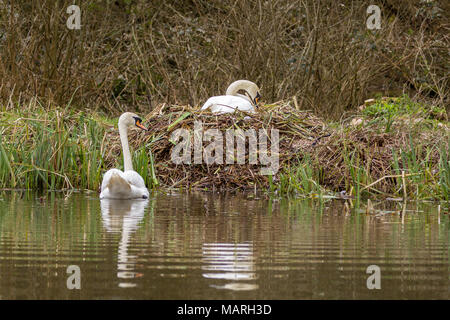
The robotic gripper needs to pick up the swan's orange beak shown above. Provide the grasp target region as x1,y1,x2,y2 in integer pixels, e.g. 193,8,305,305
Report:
135,120,148,131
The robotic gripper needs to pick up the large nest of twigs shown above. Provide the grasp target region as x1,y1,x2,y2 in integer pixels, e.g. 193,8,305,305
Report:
105,102,329,190
103,102,448,193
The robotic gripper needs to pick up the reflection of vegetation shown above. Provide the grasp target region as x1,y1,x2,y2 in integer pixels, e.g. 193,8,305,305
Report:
0,191,104,253
0,192,447,299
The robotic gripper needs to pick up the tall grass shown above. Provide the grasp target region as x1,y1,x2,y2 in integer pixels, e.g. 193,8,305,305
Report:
437,145,450,201
0,103,159,190
131,146,159,188
278,155,323,197
0,106,104,190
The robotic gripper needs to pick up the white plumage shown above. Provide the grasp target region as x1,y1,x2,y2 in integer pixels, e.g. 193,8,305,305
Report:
201,95,255,114
100,112,149,200
100,169,148,200
201,80,261,114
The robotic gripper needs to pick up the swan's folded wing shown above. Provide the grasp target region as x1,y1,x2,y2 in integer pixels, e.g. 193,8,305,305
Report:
124,171,149,199
124,170,146,189
101,168,125,192
201,96,253,113
100,169,148,199
108,173,131,194
201,97,214,110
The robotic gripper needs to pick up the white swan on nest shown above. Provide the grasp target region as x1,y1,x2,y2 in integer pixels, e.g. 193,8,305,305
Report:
201,80,261,114
100,112,149,200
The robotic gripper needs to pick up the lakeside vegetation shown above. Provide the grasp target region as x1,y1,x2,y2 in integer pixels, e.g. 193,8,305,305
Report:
0,1,448,201
0,96,448,200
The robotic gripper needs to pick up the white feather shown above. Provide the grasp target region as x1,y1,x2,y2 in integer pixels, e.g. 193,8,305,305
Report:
201,80,259,114
100,169,149,200
201,95,255,114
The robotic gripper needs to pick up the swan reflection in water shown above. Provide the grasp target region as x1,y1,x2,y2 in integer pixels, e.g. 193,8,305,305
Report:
202,242,258,291
100,198,148,288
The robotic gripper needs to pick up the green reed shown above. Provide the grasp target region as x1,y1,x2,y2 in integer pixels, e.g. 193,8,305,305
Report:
0,107,106,190
437,144,449,201
278,155,323,197
132,146,158,189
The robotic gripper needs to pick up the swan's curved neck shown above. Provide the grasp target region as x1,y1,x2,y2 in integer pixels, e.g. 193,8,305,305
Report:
226,81,252,103
119,121,133,172
225,81,243,96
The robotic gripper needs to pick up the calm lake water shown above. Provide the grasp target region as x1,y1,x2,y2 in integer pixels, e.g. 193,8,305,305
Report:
0,190,448,299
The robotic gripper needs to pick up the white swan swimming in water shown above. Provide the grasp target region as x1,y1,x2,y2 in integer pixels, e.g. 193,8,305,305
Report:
100,112,149,200
201,80,261,114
